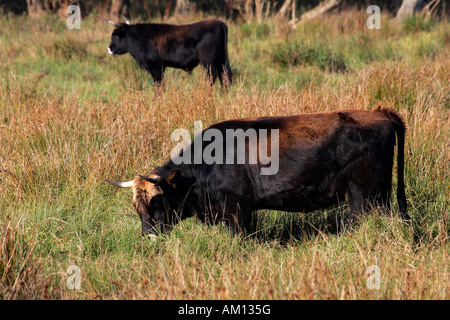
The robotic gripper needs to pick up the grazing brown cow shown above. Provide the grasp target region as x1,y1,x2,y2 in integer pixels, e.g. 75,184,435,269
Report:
105,107,408,237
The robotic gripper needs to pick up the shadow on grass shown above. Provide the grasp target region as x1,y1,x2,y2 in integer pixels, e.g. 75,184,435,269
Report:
244,204,422,246
245,206,353,245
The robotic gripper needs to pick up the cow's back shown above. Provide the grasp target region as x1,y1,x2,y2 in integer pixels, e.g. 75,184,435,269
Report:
203,109,399,212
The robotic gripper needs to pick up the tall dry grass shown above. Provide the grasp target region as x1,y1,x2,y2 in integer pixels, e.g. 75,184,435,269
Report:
0,11,449,299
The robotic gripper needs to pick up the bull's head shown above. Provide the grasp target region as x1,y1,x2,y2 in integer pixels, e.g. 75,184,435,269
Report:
105,17,130,55
105,171,180,238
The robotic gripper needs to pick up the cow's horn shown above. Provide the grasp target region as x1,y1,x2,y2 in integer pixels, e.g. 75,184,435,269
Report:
123,16,130,25
104,179,135,188
139,174,161,184
104,18,119,26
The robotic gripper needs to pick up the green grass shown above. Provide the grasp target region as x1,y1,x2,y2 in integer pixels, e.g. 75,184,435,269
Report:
0,11,449,299
269,40,347,72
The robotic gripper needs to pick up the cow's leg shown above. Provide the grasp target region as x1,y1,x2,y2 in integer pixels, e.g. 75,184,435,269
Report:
198,47,218,85
345,157,385,221
203,64,218,86
346,180,366,220
221,201,251,235
218,63,232,88
228,213,253,235
240,211,253,235
347,166,396,222
226,213,252,235
374,187,391,213
369,160,393,213
149,66,164,88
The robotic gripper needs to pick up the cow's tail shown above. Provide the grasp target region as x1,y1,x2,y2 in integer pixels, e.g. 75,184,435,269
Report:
221,22,232,85
376,106,409,220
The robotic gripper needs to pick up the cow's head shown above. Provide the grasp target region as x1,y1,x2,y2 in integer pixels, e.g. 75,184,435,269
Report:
105,18,130,55
105,171,181,238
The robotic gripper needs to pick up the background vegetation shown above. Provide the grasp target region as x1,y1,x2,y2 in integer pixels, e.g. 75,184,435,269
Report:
0,0,441,20
0,7,448,299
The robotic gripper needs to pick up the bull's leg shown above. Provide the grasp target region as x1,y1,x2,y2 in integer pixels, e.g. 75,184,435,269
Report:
372,181,392,213
346,180,367,221
225,213,252,235
221,202,252,235
227,213,241,234
218,64,232,88
149,66,164,88
345,158,384,220
240,211,253,235
347,176,391,220
202,64,218,85
367,158,394,214
198,46,218,85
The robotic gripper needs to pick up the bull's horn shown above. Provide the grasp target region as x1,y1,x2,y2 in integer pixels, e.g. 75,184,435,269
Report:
104,18,119,26
123,15,130,25
139,174,161,184
104,179,135,188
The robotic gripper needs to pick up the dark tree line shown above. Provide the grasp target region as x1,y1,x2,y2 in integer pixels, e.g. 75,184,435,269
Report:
0,0,445,20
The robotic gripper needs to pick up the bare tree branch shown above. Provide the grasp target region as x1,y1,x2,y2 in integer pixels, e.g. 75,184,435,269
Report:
290,0,342,28
276,0,292,20
396,0,420,21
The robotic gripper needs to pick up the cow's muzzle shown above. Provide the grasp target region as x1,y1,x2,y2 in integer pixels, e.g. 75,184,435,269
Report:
146,233,159,241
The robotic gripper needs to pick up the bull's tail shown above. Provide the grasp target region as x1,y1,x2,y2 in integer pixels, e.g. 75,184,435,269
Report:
376,106,409,219
221,22,232,85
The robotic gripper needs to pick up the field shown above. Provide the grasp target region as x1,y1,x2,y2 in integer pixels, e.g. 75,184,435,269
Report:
0,9,449,299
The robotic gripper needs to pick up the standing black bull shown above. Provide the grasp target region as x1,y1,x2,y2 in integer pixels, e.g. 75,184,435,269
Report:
106,19,232,87
105,107,409,237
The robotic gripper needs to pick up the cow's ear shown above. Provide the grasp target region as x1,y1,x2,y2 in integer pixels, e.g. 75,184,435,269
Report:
166,170,180,188
139,174,161,185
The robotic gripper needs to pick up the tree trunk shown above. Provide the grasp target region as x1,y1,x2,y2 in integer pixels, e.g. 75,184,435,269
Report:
255,0,267,24
396,0,420,20
164,0,173,20
275,0,292,20
244,0,253,22
26,0,45,17
175,0,194,16
422,0,441,19
111,0,130,20
290,0,342,27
